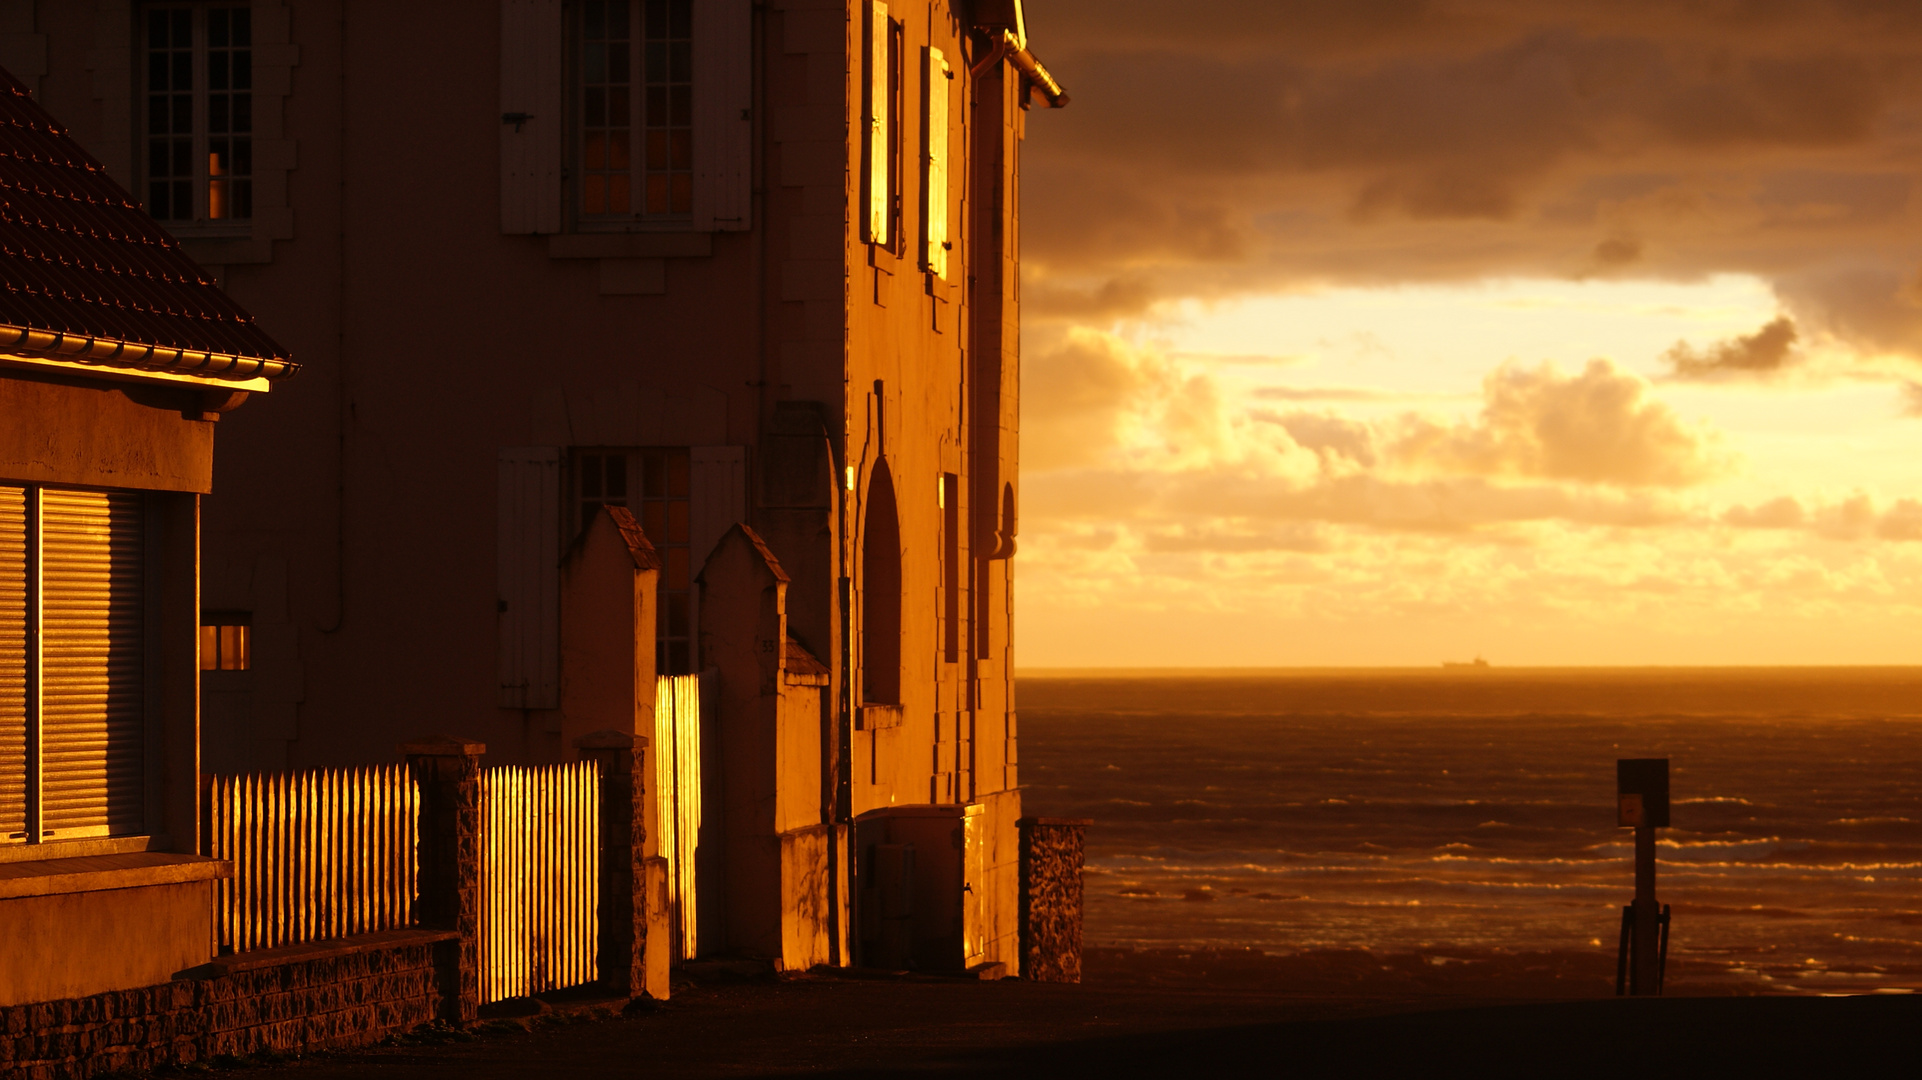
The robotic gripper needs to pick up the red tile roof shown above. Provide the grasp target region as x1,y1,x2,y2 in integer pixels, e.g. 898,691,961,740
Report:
0,67,293,384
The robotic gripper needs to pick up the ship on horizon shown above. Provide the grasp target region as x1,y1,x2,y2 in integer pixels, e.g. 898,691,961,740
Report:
1442,656,1492,670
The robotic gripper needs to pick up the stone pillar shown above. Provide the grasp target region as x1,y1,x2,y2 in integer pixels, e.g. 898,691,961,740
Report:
575,729,651,998
402,736,485,1023
1017,817,1090,984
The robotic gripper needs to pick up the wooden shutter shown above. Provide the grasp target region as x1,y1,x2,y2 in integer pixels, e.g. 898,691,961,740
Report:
688,446,746,671
501,0,563,234
0,485,25,843
38,490,144,839
922,46,949,277
862,1,890,244
499,448,562,709
692,0,751,231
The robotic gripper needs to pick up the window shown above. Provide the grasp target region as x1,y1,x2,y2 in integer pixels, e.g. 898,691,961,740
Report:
199,611,250,671
862,3,902,248
574,447,693,674
861,461,901,705
1,485,147,845
942,473,958,664
578,0,693,221
142,3,252,226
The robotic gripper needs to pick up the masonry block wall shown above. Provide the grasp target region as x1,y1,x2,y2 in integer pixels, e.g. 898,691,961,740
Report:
0,933,443,1080
1017,817,1089,984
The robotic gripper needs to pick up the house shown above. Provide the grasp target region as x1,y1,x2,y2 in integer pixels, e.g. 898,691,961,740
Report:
18,0,1066,975
0,65,293,1006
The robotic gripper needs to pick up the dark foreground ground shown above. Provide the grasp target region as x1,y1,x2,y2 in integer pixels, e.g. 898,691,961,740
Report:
191,949,1918,1078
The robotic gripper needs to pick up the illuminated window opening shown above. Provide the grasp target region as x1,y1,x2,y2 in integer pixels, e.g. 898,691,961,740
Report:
199,611,250,671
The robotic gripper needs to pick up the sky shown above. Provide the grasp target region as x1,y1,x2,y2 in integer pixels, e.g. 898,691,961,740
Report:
1011,0,1922,667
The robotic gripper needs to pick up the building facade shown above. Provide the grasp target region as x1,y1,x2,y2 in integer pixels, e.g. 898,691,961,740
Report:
0,63,290,1005
14,0,1063,971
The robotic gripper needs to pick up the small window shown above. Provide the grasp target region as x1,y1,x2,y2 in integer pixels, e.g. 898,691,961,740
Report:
141,3,253,226
200,611,250,671
578,0,693,221
573,447,693,674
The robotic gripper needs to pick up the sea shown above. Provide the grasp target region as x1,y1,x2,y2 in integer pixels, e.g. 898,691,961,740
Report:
1017,669,1922,993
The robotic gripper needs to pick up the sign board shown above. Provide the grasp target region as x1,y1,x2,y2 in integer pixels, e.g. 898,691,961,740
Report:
1616,758,1670,828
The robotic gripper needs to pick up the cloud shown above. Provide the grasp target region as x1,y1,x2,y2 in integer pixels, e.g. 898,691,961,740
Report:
1019,1,1922,364
1720,493,1922,542
1388,359,1728,487
1663,316,1801,380
1252,386,1460,402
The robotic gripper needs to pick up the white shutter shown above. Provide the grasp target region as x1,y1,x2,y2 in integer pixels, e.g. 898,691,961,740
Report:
689,446,747,574
0,485,25,843
38,490,144,839
862,1,889,245
501,0,564,234
922,46,949,277
692,0,752,231
499,448,562,709
688,446,746,671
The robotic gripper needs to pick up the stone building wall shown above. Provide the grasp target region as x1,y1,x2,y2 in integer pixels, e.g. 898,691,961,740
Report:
0,930,447,1080
1018,818,1090,984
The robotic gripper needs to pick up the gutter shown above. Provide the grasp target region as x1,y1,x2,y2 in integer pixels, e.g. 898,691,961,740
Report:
969,29,1069,108
0,323,297,385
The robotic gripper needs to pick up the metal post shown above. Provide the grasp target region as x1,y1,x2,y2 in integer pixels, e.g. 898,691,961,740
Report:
1631,824,1659,994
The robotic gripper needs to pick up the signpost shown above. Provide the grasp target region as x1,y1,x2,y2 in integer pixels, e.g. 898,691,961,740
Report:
1615,758,1671,996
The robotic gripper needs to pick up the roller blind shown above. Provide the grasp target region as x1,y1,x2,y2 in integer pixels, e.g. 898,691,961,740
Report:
0,486,25,842
38,490,145,838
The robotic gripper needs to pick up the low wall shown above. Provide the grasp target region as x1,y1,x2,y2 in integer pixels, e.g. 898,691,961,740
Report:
0,929,453,1080
1018,818,1090,984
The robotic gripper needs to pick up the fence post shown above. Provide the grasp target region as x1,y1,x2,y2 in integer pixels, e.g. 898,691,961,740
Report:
576,729,649,998
403,736,486,1023
1018,817,1091,984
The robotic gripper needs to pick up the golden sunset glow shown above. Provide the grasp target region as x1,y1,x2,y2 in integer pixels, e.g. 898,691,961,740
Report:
1016,1,1922,666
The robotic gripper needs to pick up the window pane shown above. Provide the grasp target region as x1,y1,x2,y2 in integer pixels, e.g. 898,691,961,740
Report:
641,501,665,540
606,454,628,499
209,8,229,48
666,500,688,544
608,174,630,214
199,624,218,671
584,175,606,214
665,451,689,497
209,51,229,92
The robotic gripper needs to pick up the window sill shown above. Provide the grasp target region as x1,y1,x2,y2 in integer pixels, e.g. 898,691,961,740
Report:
0,850,230,900
549,232,713,260
856,703,903,731
0,834,172,865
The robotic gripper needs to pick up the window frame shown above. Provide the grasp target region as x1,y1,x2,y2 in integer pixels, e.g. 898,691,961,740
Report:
568,0,697,231
137,1,255,236
570,446,696,675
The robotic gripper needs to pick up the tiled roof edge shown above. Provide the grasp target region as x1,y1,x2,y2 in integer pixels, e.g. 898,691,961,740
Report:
0,322,298,381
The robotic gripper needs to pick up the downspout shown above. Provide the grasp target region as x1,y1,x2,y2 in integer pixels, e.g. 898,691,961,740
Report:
318,0,350,634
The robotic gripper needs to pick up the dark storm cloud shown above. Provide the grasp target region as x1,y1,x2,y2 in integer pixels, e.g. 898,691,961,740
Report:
1020,0,1922,357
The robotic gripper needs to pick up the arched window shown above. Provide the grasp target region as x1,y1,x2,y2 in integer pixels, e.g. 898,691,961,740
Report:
862,460,902,705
